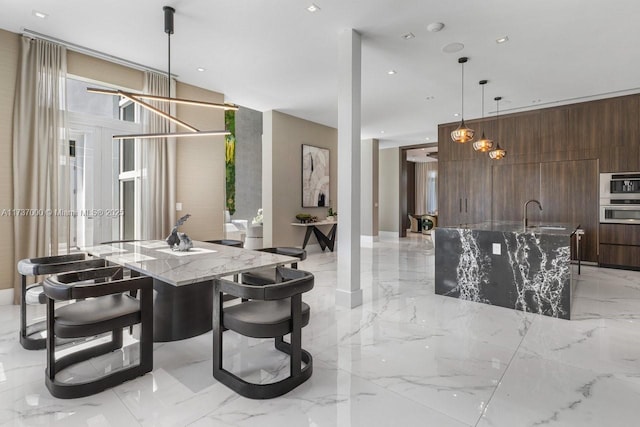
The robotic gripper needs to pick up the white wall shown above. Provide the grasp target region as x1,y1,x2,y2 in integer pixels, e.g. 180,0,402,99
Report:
378,147,399,232
361,138,379,238
262,110,338,247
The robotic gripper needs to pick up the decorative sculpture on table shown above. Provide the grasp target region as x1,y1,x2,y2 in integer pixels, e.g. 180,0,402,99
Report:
166,214,193,251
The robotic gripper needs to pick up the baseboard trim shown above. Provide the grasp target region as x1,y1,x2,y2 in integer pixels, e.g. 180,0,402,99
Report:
360,235,379,247
378,231,399,241
336,288,363,308
0,288,14,305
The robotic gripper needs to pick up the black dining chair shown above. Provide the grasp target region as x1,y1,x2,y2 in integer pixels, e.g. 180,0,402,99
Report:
204,239,244,248
42,266,153,399
213,266,314,399
17,254,107,350
241,247,307,287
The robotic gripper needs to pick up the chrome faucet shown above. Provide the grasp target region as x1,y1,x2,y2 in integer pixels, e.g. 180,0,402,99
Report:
524,199,543,228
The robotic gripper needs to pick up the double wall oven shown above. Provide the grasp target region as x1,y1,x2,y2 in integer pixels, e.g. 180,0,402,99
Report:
600,172,640,224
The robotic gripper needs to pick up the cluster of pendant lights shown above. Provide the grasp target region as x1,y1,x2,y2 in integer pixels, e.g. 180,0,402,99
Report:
450,57,506,160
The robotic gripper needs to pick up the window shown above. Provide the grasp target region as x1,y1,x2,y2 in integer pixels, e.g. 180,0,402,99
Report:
66,77,142,246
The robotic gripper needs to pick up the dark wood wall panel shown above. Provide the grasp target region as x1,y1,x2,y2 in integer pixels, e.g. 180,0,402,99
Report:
407,161,416,221
491,163,540,222
437,92,640,267
539,160,599,262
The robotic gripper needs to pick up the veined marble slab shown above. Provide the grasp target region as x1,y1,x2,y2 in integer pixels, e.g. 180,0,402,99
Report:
435,222,577,319
82,240,297,286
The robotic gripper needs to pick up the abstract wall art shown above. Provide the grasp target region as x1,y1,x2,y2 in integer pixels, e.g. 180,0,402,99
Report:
301,144,330,207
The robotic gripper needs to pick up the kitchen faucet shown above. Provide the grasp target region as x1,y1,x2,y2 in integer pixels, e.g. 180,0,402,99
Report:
523,199,543,228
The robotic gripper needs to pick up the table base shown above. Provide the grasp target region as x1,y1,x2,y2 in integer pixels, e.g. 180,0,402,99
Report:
153,278,213,342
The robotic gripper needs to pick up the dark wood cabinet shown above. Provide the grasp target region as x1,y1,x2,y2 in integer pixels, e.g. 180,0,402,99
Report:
599,224,640,269
540,160,599,262
496,113,541,164
491,162,541,222
599,244,640,269
600,223,640,245
438,159,490,226
572,95,640,172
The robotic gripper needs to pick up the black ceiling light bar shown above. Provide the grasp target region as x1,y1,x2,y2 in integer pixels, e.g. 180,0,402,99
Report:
87,5,237,140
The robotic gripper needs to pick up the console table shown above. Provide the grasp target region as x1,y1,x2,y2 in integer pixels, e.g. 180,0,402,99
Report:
291,219,337,252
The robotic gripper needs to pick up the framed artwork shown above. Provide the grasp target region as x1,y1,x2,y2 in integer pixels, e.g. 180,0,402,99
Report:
301,144,330,207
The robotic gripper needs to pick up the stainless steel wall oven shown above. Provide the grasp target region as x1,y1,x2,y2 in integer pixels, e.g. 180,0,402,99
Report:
600,172,640,223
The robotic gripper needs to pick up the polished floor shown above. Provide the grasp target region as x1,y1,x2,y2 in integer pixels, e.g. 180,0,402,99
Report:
1,234,640,426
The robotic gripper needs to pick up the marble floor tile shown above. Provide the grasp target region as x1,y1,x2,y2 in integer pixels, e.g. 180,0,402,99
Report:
1,233,640,426
477,352,640,427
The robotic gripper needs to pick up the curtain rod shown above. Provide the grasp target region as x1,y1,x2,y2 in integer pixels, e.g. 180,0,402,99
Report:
22,28,177,78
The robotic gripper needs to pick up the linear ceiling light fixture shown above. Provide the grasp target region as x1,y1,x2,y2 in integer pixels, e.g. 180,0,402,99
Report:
473,80,494,152
450,57,475,143
88,6,236,140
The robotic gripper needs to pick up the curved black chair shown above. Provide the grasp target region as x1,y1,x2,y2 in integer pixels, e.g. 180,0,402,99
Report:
213,266,314,399
43,266,153,399
204,239,244,248
241,247,307,287
17,254,107,350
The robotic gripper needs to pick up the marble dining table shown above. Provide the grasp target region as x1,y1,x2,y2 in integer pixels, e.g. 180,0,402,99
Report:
82,240,297,342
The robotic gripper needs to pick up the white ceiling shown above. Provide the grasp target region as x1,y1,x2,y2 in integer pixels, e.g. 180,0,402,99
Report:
2,0,640,148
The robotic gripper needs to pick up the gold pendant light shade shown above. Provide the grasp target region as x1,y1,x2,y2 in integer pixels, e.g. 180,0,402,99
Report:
451,57,474,143
489,143,506,159
451,121,475,143
473,132,493,152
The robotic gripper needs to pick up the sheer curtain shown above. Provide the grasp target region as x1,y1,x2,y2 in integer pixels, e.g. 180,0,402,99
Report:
140,71,176,239
12,36,69,303
415,163,429,214
415,162,438,215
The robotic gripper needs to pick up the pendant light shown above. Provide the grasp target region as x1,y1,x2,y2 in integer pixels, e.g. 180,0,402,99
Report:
489,96,507,160
88,6,237,140
450,57,475,143
473,80,493,152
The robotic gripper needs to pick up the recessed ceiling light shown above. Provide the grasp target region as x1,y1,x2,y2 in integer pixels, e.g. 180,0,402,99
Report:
427,22,445,32
32,10,48,19
401,32,415,40
387,70,397,75
442,42,464,53
425,137,430,141
453,113,460,117
496,36,509,44
380,130,385,134
197,67,206,72
307,4,320,12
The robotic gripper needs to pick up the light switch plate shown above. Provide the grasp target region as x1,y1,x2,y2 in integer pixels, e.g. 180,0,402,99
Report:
176,202,183,211
492,243,501,255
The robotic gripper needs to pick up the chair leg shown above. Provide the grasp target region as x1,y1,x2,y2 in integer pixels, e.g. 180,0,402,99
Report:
45,326,150,399
20,275,47,350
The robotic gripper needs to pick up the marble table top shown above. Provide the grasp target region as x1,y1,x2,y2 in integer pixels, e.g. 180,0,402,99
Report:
82,240,298,286
290,219,338,227
443,220,580,236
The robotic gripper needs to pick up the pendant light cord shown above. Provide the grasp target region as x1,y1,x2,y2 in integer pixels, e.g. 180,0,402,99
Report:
167,31,171,96
461,62,464,119
481,84,484,118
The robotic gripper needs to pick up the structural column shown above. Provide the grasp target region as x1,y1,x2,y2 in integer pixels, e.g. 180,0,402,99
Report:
336,29,362,308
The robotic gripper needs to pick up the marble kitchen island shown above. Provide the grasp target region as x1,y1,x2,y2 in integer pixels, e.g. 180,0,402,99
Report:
435,221,579,319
